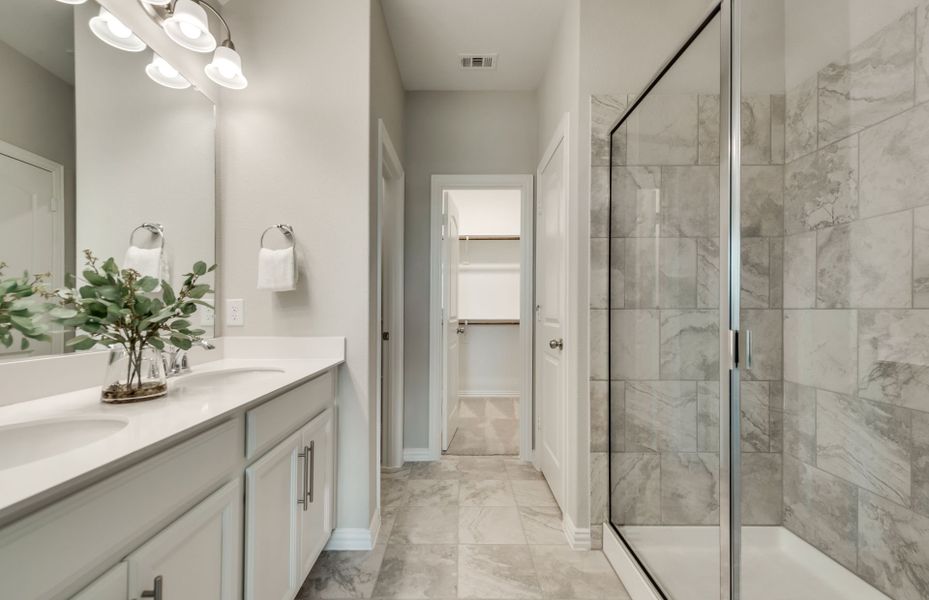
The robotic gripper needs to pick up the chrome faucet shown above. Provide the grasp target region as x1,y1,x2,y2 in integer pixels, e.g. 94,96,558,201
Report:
165,340,216,377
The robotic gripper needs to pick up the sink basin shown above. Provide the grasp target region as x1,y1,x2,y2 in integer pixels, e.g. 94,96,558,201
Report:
172,367,286,389
0,417,129,470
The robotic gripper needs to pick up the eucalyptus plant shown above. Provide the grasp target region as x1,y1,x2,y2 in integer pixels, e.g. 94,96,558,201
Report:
55,250,216,397
0,263,52,351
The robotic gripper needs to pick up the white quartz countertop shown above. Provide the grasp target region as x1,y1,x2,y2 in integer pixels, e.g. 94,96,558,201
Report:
0,337,344,526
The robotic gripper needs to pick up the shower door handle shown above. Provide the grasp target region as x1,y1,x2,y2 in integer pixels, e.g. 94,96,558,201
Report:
745,330,752,370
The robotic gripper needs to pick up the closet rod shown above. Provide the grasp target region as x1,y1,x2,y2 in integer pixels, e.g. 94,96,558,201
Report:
461,319,520,325
460,235,520,241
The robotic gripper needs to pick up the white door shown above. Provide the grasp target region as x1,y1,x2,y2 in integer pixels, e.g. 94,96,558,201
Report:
127,479,242,600
0,147,62,357
299,409,334,578
443,195,461,451
245,430,302,600
536,128,568,508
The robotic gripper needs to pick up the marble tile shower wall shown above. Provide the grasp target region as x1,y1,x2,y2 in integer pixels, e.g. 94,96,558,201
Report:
780,7,929,599
589,89,786,551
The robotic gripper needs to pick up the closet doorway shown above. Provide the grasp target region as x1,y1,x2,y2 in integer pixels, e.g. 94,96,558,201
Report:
429,174,534,462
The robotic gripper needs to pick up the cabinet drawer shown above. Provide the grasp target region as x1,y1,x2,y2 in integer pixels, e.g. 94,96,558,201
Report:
246,369,334,460
0,419,243,600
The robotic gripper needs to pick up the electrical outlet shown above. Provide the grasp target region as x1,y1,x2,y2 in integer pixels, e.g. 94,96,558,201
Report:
225,299,244,327
200,303,215,327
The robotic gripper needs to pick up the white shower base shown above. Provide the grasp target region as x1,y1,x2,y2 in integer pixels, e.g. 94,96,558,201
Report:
605,525,891,600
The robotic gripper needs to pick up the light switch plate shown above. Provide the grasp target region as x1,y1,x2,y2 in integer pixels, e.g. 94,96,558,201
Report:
225,299,244,327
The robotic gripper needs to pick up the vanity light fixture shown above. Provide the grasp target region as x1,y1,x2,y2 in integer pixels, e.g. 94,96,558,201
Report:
145,53,191,89
89,7,147,53
139,0,249,90
163,0,217,53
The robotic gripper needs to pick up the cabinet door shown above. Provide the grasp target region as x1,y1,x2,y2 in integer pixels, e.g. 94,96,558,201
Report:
71,562,127,600
299,408,334,578
127,479,242,600
245,429,302,600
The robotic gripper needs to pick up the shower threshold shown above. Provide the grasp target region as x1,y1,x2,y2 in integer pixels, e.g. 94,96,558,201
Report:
605,525,891,600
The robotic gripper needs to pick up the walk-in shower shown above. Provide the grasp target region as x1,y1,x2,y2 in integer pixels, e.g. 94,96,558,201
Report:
597,1,929,599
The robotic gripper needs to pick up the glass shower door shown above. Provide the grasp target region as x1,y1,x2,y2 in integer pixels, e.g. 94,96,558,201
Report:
607,8,726,600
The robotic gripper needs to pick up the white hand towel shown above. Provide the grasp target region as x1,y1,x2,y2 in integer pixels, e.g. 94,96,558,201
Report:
123,247,163,284
257,247,296,292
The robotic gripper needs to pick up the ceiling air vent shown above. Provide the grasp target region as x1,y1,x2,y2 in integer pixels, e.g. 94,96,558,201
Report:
459,54,497,70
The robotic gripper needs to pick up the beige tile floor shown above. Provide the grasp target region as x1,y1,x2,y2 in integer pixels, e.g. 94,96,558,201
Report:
297,456,631,600
447,397,520,456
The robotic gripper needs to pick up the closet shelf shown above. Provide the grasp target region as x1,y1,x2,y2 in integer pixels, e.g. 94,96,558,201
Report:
460,235,520,241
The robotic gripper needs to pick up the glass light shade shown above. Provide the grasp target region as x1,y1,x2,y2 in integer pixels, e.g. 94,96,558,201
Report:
55,0,88,4
145,53,191,89
163,0,216,53
89,7,146,52
205,45,248,90
139,0,172,5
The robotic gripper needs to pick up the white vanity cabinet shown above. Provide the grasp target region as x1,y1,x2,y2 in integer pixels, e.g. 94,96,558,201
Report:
126,479,242,600
71,564,127,600
245,408,334,600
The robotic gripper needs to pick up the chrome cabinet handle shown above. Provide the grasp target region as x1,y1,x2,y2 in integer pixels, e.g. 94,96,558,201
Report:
307,441,315,504
549,338,564,350
297,446,310,511
140,575,163,600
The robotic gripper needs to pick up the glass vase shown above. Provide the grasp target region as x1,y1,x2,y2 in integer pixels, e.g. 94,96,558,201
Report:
101,345,167,403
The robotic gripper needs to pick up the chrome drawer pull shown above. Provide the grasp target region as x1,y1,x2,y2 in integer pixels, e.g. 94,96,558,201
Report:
297,446,309,511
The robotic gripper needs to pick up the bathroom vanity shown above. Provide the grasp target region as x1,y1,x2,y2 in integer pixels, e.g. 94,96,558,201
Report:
0,337,344,600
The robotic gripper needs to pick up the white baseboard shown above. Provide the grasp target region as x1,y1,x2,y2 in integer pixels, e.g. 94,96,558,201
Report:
562,512,592,550
458,391,520,398
325,511,380,551
603,523,661,600
402,447,434,462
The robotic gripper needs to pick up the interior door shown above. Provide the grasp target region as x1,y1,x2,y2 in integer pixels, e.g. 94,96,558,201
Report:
536,131,568,508
0,148,59,357
442,195,461,451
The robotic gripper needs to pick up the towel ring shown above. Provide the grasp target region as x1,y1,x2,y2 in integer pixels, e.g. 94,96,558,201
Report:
129,222,165,250
260,224,296,249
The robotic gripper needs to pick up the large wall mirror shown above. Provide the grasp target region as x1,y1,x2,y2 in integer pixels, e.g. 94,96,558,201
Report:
0,0,216,360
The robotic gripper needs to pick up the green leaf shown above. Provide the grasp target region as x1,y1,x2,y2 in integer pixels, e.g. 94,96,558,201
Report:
50,307,79,319
67,335,98,351
171,319,191,330
138,277,160,293
187,284,211,299
148,337,165,350
193,261,207,276
162,283,176,305
169,334,192,350
20,337,29,351
101,258,119,275
83,270,109,286
207,264,217,273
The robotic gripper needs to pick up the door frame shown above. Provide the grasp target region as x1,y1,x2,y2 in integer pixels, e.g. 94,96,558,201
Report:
375,120,405,475
428,174,535,461
0,139,66,354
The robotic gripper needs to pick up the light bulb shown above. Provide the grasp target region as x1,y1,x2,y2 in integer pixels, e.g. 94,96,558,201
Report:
163,0,216,53
205,44,248,90
146,53,191,89
106,18,133,39
178,21,203,40
89,8,146,52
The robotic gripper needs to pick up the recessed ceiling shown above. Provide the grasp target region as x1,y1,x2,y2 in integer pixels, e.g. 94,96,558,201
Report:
0,0,75,85
381,0,567,91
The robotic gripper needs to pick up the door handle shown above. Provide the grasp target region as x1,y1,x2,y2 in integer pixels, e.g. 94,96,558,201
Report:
140,575,163,600
307,441,315,504
745,330,753,370
297,445,310,511
456,326,465,334
549,338,564,350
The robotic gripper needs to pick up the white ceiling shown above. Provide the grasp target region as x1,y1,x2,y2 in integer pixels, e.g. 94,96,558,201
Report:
0,0,75,85
381,0,567,91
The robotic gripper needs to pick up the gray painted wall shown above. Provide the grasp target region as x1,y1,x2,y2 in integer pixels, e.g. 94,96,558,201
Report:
402,91,538,449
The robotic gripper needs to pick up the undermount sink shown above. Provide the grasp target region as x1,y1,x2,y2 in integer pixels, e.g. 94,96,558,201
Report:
0,417,129,471
172,367,286,389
